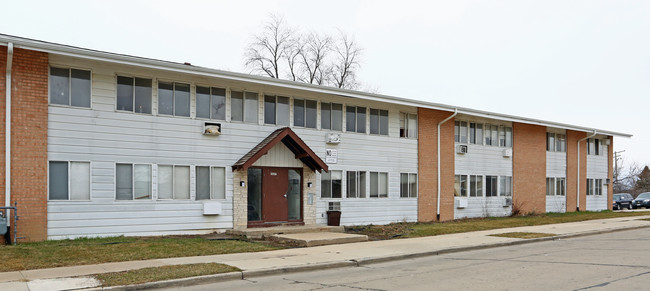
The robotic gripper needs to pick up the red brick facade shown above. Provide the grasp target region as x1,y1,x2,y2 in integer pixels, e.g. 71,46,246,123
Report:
417,108,455,222
512,123,546,214
607,136,614,210
566,130,587,211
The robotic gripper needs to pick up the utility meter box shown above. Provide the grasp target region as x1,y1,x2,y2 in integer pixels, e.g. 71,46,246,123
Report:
0,213,7,236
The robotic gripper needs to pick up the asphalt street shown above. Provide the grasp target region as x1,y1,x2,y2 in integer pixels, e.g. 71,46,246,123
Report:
158,227,650,290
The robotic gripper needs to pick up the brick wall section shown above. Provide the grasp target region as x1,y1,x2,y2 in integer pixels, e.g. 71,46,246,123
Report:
512,123,546,214
0,47,5,244
566,130,587,211
417,108,455,222
607,136,614,210
8,48,49,241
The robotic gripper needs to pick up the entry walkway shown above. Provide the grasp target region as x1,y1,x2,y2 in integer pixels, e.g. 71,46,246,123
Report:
2,215,650,290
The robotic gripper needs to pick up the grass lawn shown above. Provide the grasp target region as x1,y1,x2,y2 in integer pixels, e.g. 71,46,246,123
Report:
0,235,280,272
94,263,240,287
346,211,650,240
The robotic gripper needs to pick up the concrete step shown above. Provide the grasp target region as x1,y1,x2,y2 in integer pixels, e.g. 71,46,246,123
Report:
226,225,345,240
269,232,369,247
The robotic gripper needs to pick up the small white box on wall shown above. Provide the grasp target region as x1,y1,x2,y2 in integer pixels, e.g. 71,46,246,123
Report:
203,202,222,215
455,197,468,209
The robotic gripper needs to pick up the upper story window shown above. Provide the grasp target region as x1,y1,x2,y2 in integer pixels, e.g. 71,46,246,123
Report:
499,127,513,147
196,87,226,120
321,102,343,131
158,82,190,117
484,124,499,146
50,67,91,108
294,99,317,128
469,123,483,144
369,109,389,135
116,163,152,200
400,113,418,139
587,139,602,156
117,76,152,114
547,133,566,152
264,95,290,126
346,106,367,133
454,121,468,143
231,91,259,123
49,161,90,201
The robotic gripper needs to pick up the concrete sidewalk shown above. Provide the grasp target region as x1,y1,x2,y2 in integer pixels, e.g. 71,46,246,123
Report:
2,215,650,291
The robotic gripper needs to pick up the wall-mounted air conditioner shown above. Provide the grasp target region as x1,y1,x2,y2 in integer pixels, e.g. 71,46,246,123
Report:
326,133,341,144
457,145,468,154
504,198,512,207
203,201,222,215
455,197,468,209
203,122,221,136
503,149,512,158
605,178,611,185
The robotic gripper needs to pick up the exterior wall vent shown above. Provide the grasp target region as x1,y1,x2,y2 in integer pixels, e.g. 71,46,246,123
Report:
457,145,468,154
203,122,221,136
504,198,512,207
503,149,513,157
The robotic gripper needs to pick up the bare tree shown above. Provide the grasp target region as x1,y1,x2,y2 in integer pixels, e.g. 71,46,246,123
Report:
298,32,332,85
329,32,362,89
284,36,303,82
244,14,292,78
613,157,643,194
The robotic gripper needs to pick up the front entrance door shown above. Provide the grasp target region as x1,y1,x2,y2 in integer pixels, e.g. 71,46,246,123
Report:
262,168,289,222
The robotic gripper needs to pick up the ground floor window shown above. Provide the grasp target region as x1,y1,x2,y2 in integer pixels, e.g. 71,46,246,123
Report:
454,175,467,197
321,170,343,198
116,163,152,200
400,173,418,198
485,176,497,197
346,171,366,198
196,166,226,200
456,174,512,197
546,177,566,196
158,165,190,199
587,178,603,195
499,176,512,196
49,161,90,200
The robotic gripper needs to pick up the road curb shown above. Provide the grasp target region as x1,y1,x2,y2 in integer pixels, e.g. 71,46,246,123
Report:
87,272,243,291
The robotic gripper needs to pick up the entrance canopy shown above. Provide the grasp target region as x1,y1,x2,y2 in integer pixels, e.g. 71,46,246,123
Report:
232,127,328,173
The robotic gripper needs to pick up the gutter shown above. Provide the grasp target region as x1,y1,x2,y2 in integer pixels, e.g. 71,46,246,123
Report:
5,42,12,224
437,109,457,220
576,130,597,211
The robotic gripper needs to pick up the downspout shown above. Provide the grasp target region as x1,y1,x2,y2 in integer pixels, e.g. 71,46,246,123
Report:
577,130,597,211
5,43,13,224
437,109,457,220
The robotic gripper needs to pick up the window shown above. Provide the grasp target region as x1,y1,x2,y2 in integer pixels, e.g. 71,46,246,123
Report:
588,178,603,195
321,102,343,131
294,99,317,128
49,161,90,200
117,76,152,114
346,106,366,133
400,113,418,138
196,87,226,120
50,67,91,107
499,176,512,196
454,121,468,143
546,178,555,196
369,109,389,135
470,175,484,197
470,123,483,145
196,166,226,200
485,124,499,146
500,127,512,147
158,82,190,117
556,178,566,196
230,91,259,123
263,95,290,125
346,171,366,198
547,133,555,152
587,139,602,156
547,133,566,152
454,175,467,197
369,172,388,198
116,163,152,200
158,165,190,199
321,170,343,198
485,175,498,197
400,173,418,198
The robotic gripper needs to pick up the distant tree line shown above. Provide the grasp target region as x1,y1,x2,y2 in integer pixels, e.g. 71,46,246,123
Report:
614,159,650,196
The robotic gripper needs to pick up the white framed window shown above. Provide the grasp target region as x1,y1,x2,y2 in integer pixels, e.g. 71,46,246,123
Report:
50,67,91,108
499,176,512,196
369,109,389,136
500,127,513,147
345,106,366,133
587,139,602,156
588,178,603,196
546,177,555,196
321,170,343,198
399,113,418,139
321,102,343,131
556,177,566,196
485,124,499,146
117,76,152,114
346,171,366,198
485,175,498,197
454,121,468,143
231,91,259,123
158,82,190,117
263,95,290,126
470,123,483,145
470,175,484,197
400,173,418,198
196,86,226,120
48,161,90,200
369,172,388,198
158,165,190,200
454,175,467,197
294,99,317,128
547,133,566,152
196,166,226,200
116,163,152,200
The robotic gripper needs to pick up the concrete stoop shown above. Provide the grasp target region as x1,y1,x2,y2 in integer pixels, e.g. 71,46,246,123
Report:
226,225,345,240
269,232,369,247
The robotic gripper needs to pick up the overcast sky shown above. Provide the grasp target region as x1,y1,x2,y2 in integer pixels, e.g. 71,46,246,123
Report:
3,0,649,168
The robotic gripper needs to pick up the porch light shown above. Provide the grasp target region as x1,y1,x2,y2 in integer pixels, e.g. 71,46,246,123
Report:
240,181,246,187
307,182,313,188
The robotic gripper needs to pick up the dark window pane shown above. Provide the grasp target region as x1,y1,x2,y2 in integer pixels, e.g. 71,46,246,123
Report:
294,99,305,127
346,106,356,132
49,161,68,200
331,103,342,131
264,95,276,124
212,88,226,120
357,107,366,133
70,69,91,108
277,96,290,126
247,169,262,221
174,83,190,117
158,82,174,115
400,173,408,198
305,100,317,128
321,171,331,198
369,109,379,134
321,103,331,130
196,166,210,200
231,91,243,121
116,164,133,200
134,78,152,114
50,67,70,105
332,178,342,198
116,76,134,111
196,86,211,119
380,110,388,135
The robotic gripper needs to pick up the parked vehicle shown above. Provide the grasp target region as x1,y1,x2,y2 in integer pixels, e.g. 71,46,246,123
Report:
613,193,634,210
632,192,650,209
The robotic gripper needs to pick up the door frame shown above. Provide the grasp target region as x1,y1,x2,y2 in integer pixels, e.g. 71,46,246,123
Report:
247,166,304,227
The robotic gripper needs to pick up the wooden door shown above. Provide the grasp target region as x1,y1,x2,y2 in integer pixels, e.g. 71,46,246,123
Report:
262,168,289,222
